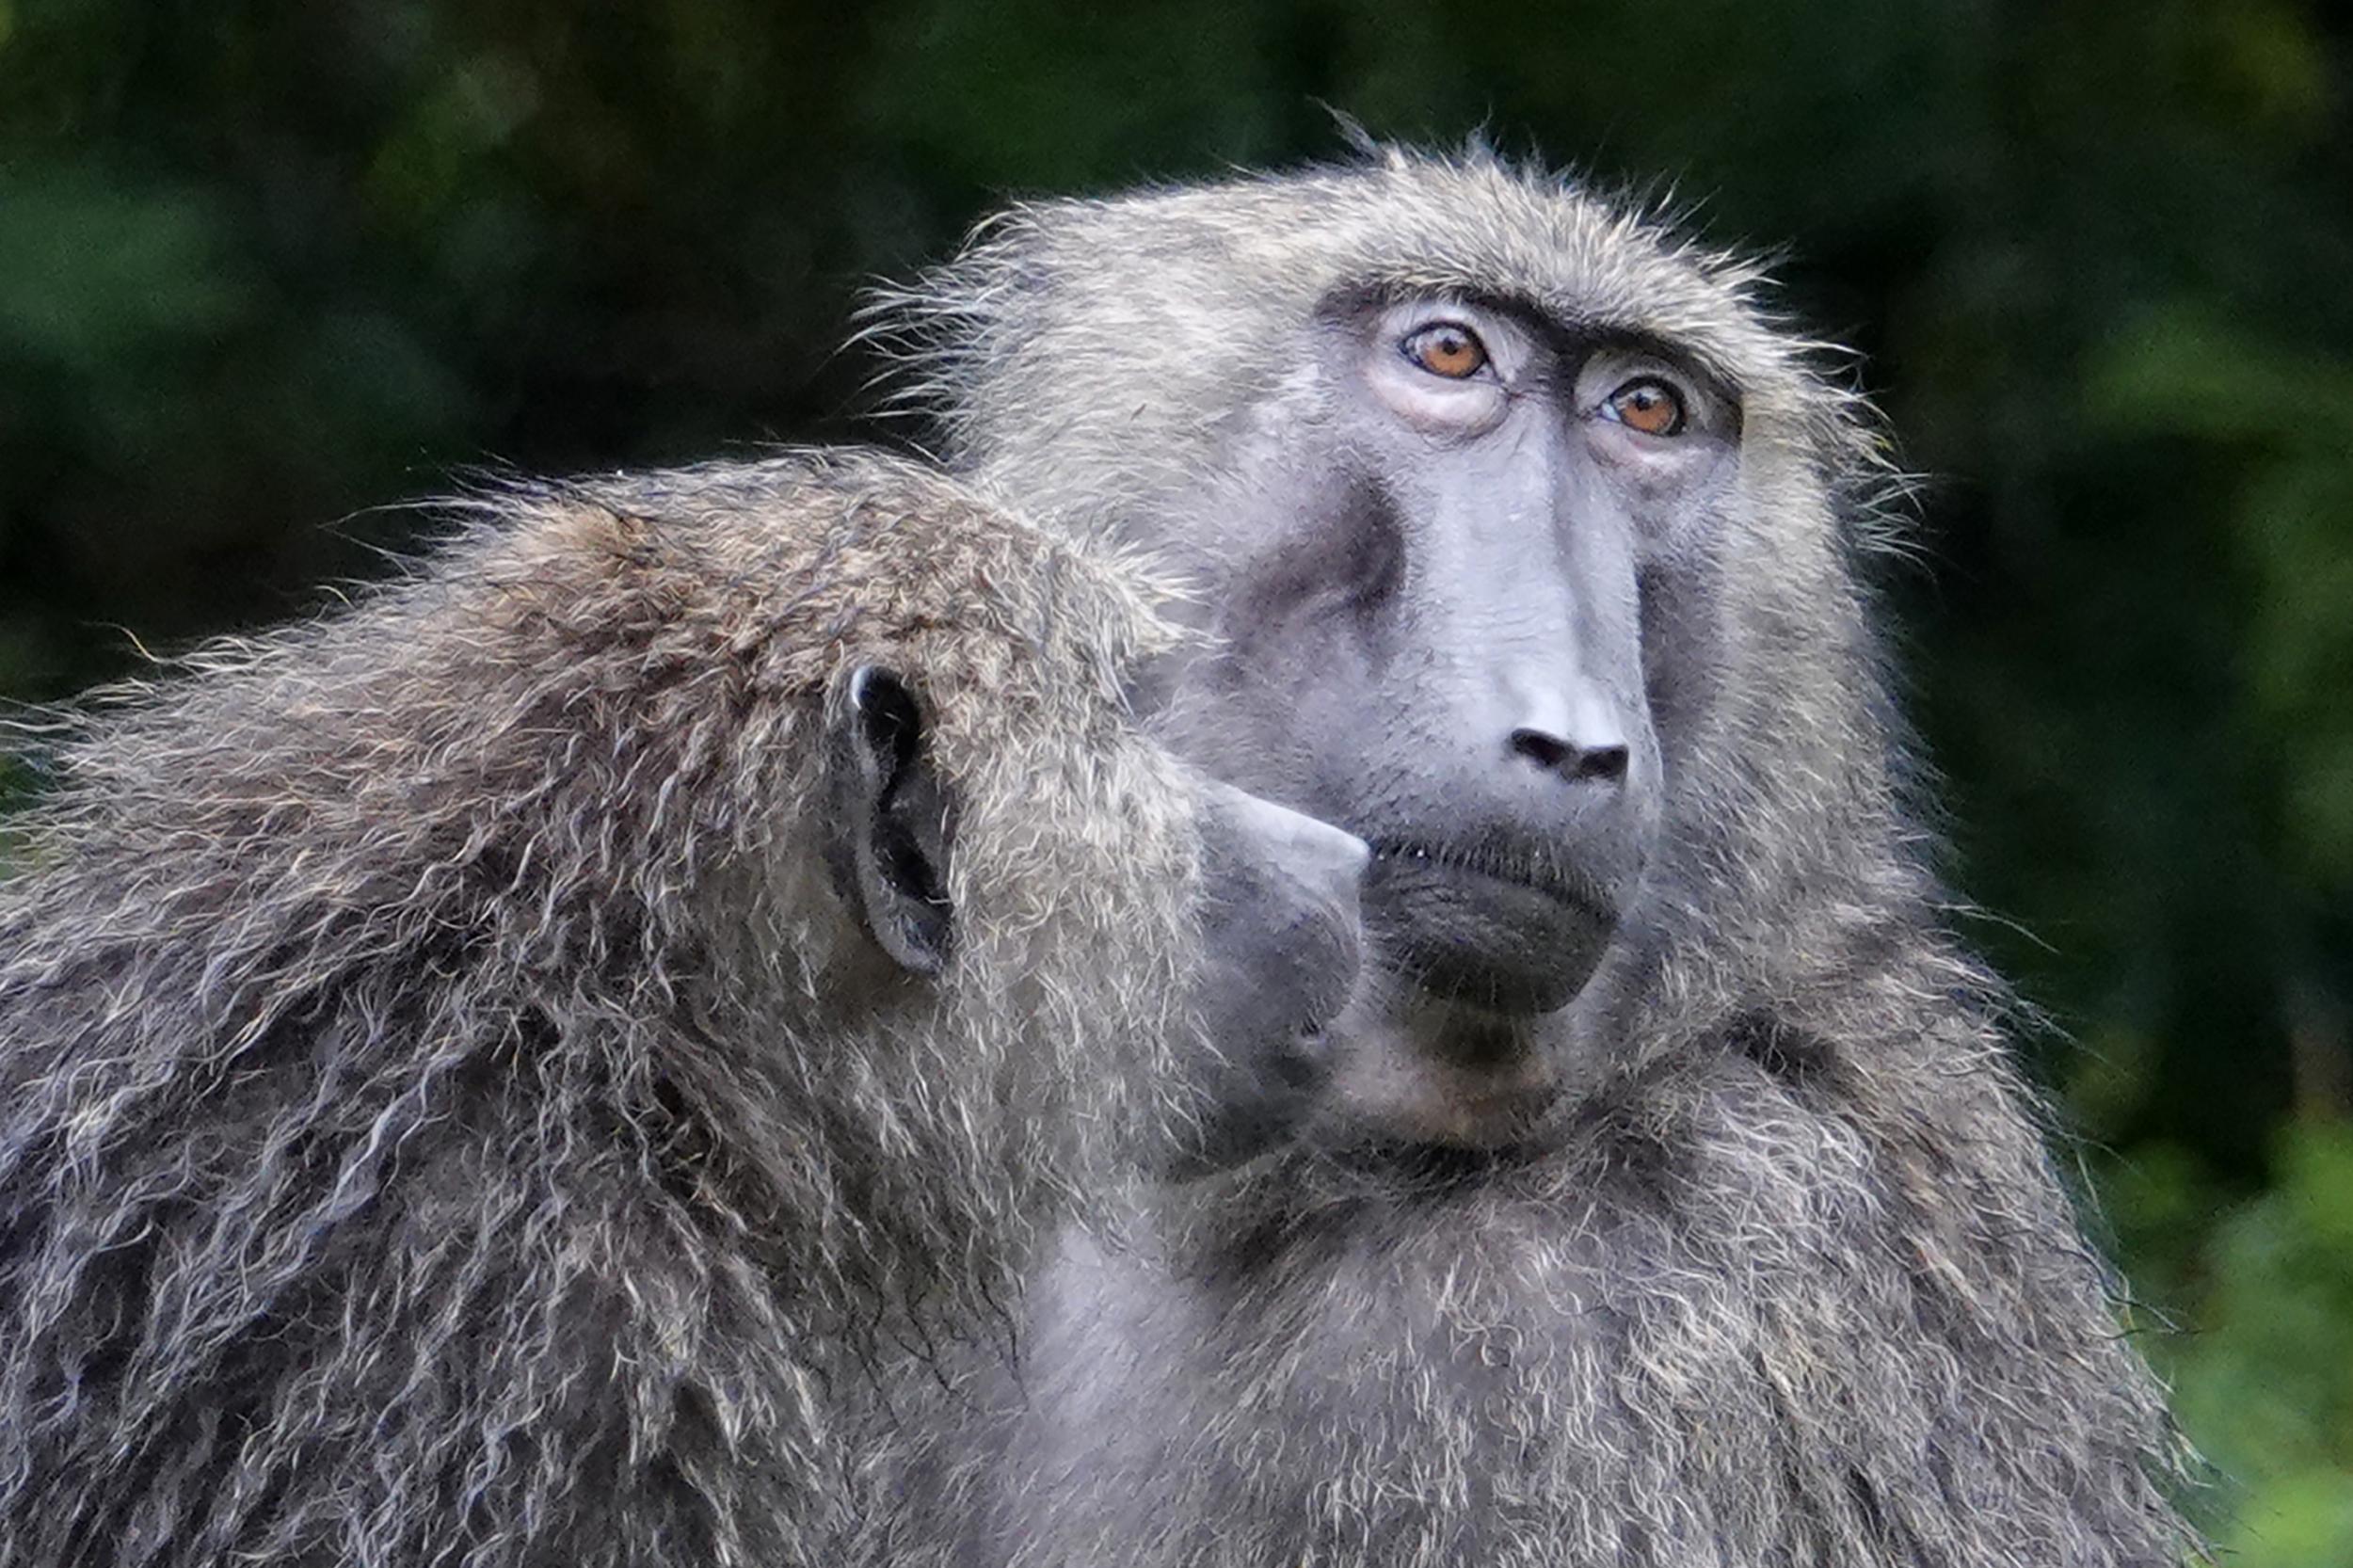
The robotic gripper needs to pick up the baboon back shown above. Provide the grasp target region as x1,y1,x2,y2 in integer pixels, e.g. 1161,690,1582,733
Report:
0,451,1199,1567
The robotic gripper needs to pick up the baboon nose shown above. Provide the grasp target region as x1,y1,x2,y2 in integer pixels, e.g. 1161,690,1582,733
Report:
1497,669,1630,788
1257,799,1372,895
1509,727,1629,785
1204,783,1370,904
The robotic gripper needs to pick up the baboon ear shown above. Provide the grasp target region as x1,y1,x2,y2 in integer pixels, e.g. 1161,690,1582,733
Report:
823,665,953,976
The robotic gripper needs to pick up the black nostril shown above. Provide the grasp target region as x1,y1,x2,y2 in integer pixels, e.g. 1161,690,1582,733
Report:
1510,727,1573,773
1573,744,1629,784
1510,728,1627,785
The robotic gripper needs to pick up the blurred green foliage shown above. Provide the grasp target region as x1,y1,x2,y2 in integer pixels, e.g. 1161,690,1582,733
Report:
2,1,2348,1556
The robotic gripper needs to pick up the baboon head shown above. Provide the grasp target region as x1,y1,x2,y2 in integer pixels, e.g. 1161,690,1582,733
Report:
893,150,1890,1147
531,458,1367,1230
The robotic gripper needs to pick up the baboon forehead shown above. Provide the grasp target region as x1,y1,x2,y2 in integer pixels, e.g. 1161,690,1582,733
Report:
920,151,1836,419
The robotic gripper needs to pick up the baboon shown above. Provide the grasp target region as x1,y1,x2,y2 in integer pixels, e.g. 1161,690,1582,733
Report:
0,450,1365,1567
879,149,2203,1564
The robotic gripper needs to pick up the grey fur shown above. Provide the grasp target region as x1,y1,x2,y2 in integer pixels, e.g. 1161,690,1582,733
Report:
878,149,2205,1566
0,450,1209,1567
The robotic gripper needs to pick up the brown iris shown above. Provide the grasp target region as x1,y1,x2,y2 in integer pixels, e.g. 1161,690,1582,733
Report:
1401,322,1489,380
1608,377,1686,437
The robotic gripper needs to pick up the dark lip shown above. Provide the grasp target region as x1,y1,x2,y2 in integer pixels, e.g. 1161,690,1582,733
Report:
1363,835,1613,922
1358,830,1625,1018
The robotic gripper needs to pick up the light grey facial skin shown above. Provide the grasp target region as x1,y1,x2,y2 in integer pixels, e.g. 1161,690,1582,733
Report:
1146,292,1733,1146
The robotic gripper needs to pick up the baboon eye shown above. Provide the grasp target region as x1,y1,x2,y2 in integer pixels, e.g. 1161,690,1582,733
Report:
1605,377,1687,437
1401,322,1490,380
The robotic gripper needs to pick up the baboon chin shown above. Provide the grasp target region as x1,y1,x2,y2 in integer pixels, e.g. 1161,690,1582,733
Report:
875,146,2204,1566
0,449,1364,1567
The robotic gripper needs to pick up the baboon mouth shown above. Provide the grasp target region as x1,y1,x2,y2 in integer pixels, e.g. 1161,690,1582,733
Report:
1361,837,1618,1016
1365,838,1605,917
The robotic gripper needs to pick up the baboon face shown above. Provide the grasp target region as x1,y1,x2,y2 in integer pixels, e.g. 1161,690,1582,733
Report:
1151,293,1728,1025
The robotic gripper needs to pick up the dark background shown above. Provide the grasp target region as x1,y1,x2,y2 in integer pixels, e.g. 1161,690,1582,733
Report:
4,3,2348,1555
